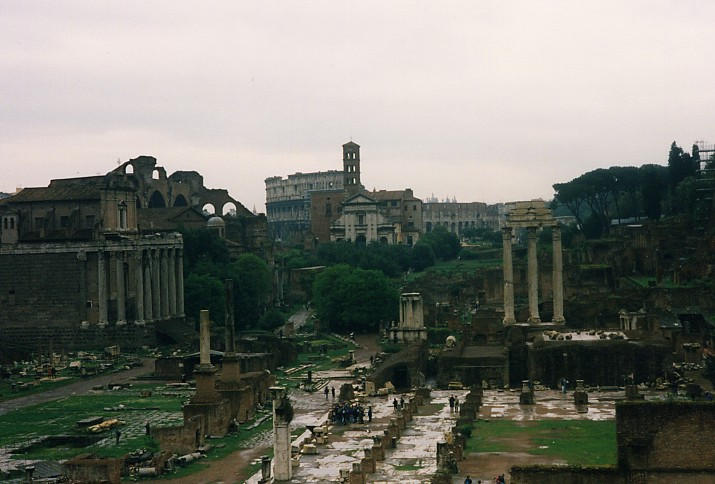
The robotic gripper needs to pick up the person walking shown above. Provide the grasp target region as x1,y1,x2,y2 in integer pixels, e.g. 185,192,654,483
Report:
464,476,472,484
393,398,398,411
449,395,455,411
115,429,121,445
324,386,329,400
368,406,373,422
331,386,336,399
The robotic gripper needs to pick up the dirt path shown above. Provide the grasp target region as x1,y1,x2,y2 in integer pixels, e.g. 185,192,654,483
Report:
145,445,271,484
0,358,154,416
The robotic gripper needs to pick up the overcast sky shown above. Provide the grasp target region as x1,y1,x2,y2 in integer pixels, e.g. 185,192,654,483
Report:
2,1,714,212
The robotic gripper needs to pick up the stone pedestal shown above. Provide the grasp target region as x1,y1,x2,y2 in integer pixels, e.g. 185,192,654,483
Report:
573,380,588,405
361,447,375,473
519,380,535,405
271,386,292,482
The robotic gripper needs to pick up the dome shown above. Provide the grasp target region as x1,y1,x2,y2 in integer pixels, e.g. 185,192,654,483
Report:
207,216,225,228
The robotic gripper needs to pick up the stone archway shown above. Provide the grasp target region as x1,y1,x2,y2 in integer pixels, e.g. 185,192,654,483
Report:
173,194,188,207
148,191,166,208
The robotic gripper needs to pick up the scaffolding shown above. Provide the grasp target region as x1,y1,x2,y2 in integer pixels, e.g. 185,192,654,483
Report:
693,140,715,229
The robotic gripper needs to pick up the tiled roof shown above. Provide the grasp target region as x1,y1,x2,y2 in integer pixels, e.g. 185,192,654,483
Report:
4,184,102,202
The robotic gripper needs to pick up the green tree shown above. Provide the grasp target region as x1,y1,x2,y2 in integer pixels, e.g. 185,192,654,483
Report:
667,141,696,189
230,253,272,330
411,242,436,271
184,273,225,327
312,264,398,333
420,225,460,259
640,164,667,220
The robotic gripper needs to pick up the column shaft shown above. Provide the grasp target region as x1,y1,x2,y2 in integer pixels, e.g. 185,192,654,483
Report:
144,255,153,321
552,226,565,323
116,252,126,324
135,251,144,323
168,248,177,316
151,249,160,320
98,251,108,325
176,249,185,317
160,249,169,319
527,227,541,323
502,227,515,324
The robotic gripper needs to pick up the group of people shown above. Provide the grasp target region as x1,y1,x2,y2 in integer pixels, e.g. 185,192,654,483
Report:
330,402,372,425
449,395,460,412
464,474,505,484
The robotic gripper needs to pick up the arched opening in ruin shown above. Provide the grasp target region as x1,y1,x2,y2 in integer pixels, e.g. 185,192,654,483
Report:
202,203,216,215
124,164,134,175
391,364,410,390
148,191,166,208
222,202,237,216
173,194,188,207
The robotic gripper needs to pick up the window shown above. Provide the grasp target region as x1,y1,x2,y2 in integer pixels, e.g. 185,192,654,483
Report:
358,214,365,225
118,201,127,229
413,205,417,211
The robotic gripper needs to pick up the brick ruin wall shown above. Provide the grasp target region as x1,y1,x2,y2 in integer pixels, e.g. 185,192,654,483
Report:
511,402,715,483
617,401,715,472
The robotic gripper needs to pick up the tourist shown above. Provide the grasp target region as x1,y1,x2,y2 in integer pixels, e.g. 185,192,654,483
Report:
455,397,459,412
331,386,335,399
399,396,404,409
324,386,329,399
449,395,455,411
145,421,151,435
464,475,472,484
368,406,373,422
393,398,398,411
115,429,121,445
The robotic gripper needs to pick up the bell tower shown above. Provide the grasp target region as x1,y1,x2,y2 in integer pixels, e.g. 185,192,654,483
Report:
342,141,361,196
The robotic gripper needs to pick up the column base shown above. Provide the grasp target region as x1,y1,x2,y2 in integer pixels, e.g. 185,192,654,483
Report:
116,320,127,327
98,321,108,329
502,317,516,325
552,316,565,324
134,319,146,326
527,316,541,324
80,321,90,329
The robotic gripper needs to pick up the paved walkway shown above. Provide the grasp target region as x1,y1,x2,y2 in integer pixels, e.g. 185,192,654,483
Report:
0,358,154,416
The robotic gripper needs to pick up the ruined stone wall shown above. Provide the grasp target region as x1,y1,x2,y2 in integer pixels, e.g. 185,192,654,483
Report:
62,454,123,484
510,465,624,483
152,415,203,455
525,341,671,387
617,401,715,472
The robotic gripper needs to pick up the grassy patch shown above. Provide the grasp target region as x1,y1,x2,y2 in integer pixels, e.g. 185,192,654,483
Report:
465,420,616,465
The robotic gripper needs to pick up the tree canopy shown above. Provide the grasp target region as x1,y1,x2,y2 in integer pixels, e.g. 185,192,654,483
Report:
312,264,398,333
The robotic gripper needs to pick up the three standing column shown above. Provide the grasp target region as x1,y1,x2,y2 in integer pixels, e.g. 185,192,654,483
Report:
502,227,516,325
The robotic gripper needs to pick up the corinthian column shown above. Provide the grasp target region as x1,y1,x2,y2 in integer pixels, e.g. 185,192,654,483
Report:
144,253,153,321
134,251,144,325
160,249,169,319
115,252,126,325
152,249,160,320
502,227,516,324
527,227,541,324
176,249,185,317
168,248,177,316
98,251,108,326
552,226,565,323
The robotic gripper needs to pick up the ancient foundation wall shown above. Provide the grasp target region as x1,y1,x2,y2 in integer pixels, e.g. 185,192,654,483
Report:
151,415,203,455
0,251,83,327
62,454,124,484
617,401,715,471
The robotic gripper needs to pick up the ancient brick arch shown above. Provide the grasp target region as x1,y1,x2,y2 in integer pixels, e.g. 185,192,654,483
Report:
173,194,188,207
